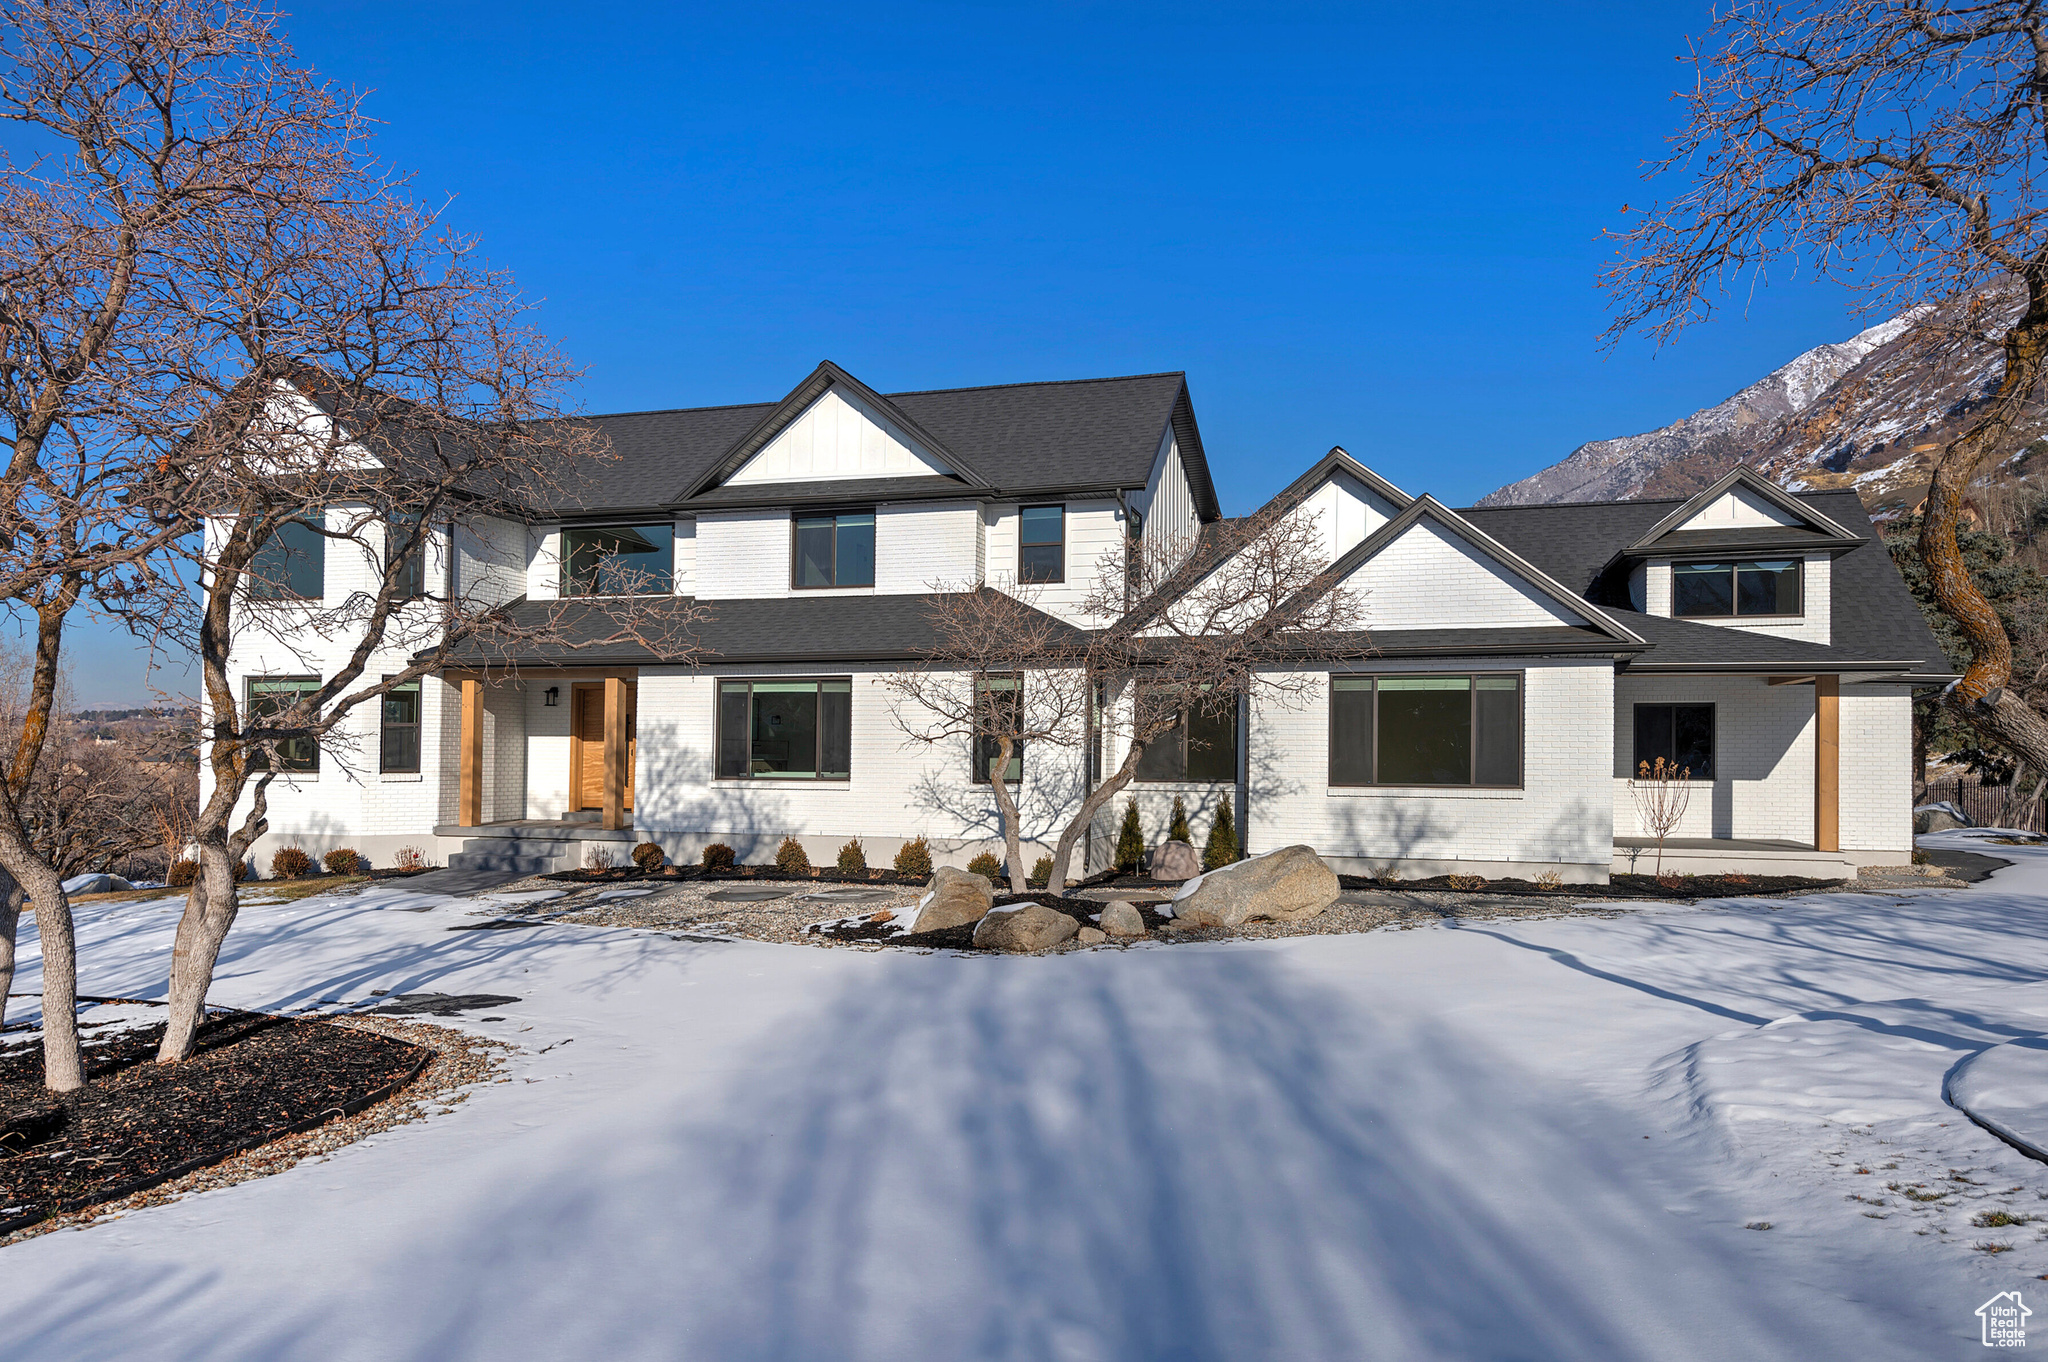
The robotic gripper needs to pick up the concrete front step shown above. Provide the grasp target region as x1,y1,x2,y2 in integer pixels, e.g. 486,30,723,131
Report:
444,851,562,874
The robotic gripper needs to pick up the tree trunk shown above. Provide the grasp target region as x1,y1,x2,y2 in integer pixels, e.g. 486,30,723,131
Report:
989,736,1028,893
0,871,21,1032
158,842,240,1062
1046,739,1151,892
1921,287,2048,772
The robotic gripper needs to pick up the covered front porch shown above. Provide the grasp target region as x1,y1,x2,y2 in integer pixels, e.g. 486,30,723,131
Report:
441,668,641,837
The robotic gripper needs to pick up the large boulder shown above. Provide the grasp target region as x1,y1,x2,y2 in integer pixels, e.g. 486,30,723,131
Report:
1171,845,1338,929
1914,801,1970,834
1098,900,1147,938
1149,840,1201,882
61,872,133,896
972,903,1080,952
909,865,996,933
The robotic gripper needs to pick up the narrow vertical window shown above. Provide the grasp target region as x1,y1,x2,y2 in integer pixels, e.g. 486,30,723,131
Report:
1472,676,1522,786
388,512,427,598
1018,505,1065,583
380,679,422,773
1329,677,1375,785
974,675,1024,783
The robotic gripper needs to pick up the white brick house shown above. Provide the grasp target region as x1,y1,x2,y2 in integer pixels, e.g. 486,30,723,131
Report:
210,363,1948,884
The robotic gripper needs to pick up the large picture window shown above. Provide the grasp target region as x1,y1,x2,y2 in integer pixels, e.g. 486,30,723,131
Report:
1632,703,1714,779
380,679,422,773
973,675,1024,784
1327,673,1522,788
793,511,876,588
1672,560,1801,618
1018,505,1065,584
247,676,321,773
1135,693,1239,783
717,678,852,779
250,519,326,600
562,524,674,597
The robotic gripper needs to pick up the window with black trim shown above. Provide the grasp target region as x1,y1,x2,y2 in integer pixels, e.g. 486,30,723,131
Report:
247,676,320,772
1135,691,1239,782
250,519,326,600
1672,560,1801,617
973,675,1023,783
380,678,421,773
562,524,674,597
1632,703,1714,779
792,511,876,588
1018,505,1065,584
716,678,852,779
1327,673,1522,788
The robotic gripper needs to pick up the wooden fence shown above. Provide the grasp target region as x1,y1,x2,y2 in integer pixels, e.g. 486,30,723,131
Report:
1920,776,2048,834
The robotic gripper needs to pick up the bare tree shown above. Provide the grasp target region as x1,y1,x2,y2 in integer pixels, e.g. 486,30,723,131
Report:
891,507,1364,893
883,586,1090,892
0,1,705,1084
1628,757,1694,879
1604,0,2048,772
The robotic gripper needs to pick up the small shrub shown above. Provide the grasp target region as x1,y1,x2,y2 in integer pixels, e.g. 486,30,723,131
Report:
1532,869,1563,891
167,858,197,888
270,846,314,880
967,851,1002,883
775,835,811,875
837,837,868,873
392,845,429,873
632,841,665,872
702,842,736,871
585,845,615,872
1030,854,1053,886
1115,798,1145,873
322,847,363,876
1655,871,1685,890
1167,796,1192,845
1975,1209,2034,1228
1722,872,1754,886
1202,795,1239,871
894,835,933,878
1444,872,1485,891
1911,848,1932,865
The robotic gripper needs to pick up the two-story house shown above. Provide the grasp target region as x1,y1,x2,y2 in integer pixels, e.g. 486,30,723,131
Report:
212,362,1947,884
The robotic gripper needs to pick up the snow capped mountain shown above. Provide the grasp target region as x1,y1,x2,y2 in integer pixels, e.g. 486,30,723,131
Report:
1478,287,2045,516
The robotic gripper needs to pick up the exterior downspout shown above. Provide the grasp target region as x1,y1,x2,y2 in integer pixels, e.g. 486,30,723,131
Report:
1235,690,1250,858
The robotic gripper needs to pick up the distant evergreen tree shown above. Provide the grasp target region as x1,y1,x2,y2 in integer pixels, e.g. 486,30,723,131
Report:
1115,797,1145,873
1168,795,1192,844
1203,794,1240,871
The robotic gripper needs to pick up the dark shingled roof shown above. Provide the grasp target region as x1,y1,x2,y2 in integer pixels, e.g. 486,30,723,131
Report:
1461,490,1948,677
1629,525,1860,557
440,593,1088,667
536,371,1210,518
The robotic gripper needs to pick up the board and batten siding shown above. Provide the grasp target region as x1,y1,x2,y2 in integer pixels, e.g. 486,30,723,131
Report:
725,385,952,484
1137,429,1200,564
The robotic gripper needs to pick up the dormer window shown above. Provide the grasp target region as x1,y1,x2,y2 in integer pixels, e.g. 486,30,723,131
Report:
1673,559,1801,618
793,511,875,588
562,524,674,597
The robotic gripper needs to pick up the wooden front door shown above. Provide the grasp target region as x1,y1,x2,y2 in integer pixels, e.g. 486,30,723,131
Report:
572,683,635,812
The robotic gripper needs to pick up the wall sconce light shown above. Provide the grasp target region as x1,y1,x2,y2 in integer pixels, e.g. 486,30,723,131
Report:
543,686,560,707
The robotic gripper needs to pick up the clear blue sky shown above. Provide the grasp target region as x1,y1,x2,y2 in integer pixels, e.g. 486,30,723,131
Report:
49,1,1877,704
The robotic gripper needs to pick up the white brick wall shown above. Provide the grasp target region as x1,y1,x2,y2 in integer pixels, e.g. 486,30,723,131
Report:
985,499,1123,626
695,503,983,600
1249,660,1615,874
1841,684,1913,854
455,516,524,608
876,502,980,593
1356,522,1583,629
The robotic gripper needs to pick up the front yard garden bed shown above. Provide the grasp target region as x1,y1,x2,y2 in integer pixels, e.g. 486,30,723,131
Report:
0,1010,430,1236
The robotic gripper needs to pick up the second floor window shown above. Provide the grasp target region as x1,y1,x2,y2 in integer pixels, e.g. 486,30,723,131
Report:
387,511,428,598
793,511,875,588
1019,505,1065,583
1672,559,1801,618
250,519,325,600
563,524,674,597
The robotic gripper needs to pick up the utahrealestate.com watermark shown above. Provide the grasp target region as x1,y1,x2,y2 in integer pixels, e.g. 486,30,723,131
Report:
1980,1292,2032,1347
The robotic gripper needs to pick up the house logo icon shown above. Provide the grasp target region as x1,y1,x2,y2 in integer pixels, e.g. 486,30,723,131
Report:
1979,1291,2031,1347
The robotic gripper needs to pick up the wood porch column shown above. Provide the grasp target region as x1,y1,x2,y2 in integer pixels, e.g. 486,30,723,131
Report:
603,674,628,831
1815,674,1840,854
459,676,483,827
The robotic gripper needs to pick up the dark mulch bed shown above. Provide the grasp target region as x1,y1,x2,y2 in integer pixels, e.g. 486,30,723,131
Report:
0,1012,429,1235
1333,871,1842,899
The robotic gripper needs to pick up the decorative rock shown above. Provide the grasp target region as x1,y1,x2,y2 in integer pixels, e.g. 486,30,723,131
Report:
1913,801,1969,833
1149,840,1201,882
1098,901,1146,937
972,903,1079,952
61,872,134,895
1077,926,1107,945
911,865,996,933
1171,845,1339,929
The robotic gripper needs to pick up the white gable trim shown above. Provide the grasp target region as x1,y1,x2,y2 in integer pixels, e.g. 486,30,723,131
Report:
725,384,953,484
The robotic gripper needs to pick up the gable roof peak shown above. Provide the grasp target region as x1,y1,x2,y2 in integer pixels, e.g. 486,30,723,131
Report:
1627,465,1860,551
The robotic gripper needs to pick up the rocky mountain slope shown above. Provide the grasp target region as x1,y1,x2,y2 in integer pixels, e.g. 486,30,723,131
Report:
1479,286,2048,519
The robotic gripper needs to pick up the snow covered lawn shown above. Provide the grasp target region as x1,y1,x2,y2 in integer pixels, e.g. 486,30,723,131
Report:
5,834,2048,1359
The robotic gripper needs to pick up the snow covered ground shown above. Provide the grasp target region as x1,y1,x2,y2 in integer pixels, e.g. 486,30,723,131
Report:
6,835,2048,1360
